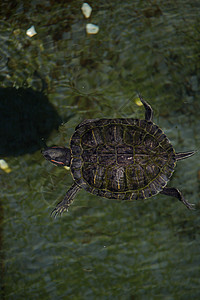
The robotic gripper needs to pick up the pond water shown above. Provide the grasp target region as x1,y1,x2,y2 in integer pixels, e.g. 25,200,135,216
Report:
0,1,200,299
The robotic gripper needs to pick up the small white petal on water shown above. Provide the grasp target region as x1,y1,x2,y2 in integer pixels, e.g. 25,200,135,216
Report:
26,25,37,37
86,23,99,34
81,3,92,18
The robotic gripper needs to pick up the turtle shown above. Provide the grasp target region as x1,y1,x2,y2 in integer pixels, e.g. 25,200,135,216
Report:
42,96,196,217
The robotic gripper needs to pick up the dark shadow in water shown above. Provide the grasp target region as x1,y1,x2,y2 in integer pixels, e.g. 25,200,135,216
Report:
0,87,62,156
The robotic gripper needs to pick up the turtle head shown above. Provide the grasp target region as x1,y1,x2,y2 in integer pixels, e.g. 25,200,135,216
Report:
42,146,71,167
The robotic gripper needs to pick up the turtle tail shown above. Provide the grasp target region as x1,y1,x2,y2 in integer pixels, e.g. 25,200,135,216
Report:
175,150,197,161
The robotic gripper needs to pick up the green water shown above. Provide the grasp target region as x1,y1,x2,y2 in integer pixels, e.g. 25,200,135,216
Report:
0,1,200,299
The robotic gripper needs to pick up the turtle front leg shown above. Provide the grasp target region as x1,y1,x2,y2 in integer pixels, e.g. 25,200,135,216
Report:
160,187,195,210
51,182,82,217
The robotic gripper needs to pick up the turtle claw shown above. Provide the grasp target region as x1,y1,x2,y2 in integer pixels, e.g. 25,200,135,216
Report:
180,195,195,210
51,202,69,218
184,202,195,210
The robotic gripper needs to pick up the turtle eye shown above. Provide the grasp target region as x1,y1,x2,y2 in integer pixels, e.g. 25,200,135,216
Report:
43,152,64,166
43,153,51,161
42,149,56,162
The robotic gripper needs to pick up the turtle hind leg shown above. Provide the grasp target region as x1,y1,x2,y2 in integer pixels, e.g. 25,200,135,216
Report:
138,95,153,122
160,187,195,210
51,182,82,218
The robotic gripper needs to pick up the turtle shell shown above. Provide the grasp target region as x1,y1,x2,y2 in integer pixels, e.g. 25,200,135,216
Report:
70,118,176,201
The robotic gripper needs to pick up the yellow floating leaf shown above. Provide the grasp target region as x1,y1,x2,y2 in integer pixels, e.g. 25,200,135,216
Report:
0,159,12,173
135,97,143,106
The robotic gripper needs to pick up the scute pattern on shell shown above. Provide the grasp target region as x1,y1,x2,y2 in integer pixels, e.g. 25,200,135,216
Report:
70,118,176,200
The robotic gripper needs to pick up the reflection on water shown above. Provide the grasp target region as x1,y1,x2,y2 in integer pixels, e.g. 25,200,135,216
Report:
0,86,62,156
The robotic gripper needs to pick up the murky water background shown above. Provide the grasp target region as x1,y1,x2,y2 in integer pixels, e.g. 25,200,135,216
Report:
0,1,200,299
